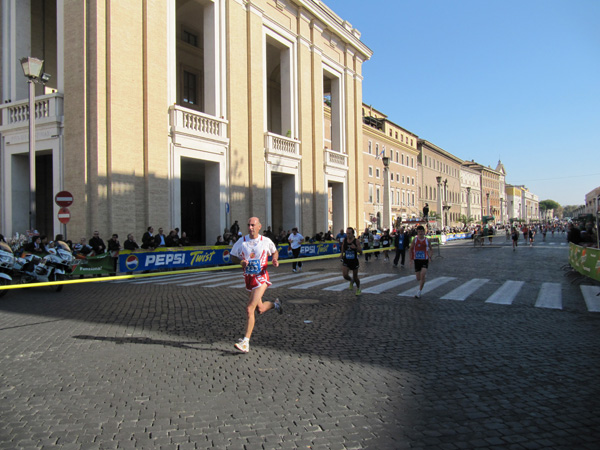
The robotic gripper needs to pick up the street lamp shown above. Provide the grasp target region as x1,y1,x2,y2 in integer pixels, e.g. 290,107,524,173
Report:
486,192,490,216
436,176,443,230
382,156,390,230
466,186,471,221
20,57,50,233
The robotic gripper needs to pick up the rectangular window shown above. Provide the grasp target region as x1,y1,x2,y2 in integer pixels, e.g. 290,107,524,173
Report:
376,187,380,204
368,141,372,154
183,71,197,105
402,154,405,165
368,184,373,203
368,166,373,177
376,168,380,178
182,29,199,47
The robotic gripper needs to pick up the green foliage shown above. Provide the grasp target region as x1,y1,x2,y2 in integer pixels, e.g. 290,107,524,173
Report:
539,199,560,211
458,214,474,226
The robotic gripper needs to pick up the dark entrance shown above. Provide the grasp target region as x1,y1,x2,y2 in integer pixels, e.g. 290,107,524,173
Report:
180,158,206,245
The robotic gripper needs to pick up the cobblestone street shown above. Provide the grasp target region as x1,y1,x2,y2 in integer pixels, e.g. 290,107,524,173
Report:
1,235,599,449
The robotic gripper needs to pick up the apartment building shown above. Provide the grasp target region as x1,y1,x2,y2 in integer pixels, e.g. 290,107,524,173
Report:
505,185,523,221
361,105,419,230
460,165,482,222
462,160,502,219
417,140,463,228
0,0,372,243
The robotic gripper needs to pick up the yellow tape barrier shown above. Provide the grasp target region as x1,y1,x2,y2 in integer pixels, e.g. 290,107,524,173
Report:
0,248,395,291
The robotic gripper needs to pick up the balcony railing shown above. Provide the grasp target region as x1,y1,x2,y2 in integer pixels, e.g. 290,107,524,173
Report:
169,105,228,143
324,148,348,168
0,93,63,130
265,132,300,158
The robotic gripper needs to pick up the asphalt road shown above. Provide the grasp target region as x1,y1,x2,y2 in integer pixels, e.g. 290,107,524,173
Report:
1,232,599,449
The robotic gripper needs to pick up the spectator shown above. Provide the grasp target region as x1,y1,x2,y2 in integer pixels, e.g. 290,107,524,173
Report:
73,237,93,257
335,229,346,243
107,234,121,275
141,227,155,249
288,227,304,273
154,228,167,248
123,233,139,251
165,230,180,247
89,231,107,254
230,220,240,236
215,235,226,245
25,236,45,254
180,231,191,246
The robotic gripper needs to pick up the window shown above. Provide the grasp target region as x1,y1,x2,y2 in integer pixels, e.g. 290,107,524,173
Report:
368,166,373,177
183,71,197,105
390,173,394,182
412,177,415,186
402,154,405,165
368,141,372,154
376,143,379,155
368,184,373,203
395,132,398,139
402,175,405,184
396,174,399,182
411,157,414,168
396,151,399,162
376,168,380,178
182,29,199,47
376,187,380,204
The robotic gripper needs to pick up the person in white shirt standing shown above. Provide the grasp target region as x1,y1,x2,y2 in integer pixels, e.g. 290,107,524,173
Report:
288,227,304,272
230,217,282,353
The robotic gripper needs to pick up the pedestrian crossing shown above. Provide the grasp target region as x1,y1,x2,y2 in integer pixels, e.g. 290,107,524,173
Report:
109,270,600,313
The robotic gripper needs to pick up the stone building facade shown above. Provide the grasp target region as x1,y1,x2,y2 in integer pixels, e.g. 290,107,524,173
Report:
0,0,372,243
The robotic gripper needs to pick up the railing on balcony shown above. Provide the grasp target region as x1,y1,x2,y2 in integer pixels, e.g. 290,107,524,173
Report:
265,132,300,158
169,105,228,142
324,148,348,168
0,93,64,129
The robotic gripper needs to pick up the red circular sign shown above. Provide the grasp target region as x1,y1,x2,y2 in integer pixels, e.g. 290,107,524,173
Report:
58,207,71,224
55,191,73,207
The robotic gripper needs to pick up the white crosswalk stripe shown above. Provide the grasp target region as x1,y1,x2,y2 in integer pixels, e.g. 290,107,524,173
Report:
535,282,562,310
581,286,600,312
398,277,456,297
361,275,414,294
485,280,525,305
323,273,394,291
107,270,599,312
441,278,489,301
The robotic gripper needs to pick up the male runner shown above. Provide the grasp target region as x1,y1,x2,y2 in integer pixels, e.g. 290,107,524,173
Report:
230,217,282,353
409,225,431,298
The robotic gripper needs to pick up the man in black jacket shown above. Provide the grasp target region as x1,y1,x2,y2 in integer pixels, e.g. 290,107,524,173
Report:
141,227,154,249
89,231,106,254
393,226,409,268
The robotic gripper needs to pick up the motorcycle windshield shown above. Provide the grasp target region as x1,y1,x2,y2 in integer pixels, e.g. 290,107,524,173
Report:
55,241,71,252
0,241,12,254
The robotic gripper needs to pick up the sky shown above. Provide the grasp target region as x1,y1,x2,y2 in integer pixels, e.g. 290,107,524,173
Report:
323,0,600,206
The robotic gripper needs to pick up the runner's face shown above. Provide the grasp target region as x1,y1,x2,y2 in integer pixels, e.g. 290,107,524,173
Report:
248,218,261,237
418,229,425,237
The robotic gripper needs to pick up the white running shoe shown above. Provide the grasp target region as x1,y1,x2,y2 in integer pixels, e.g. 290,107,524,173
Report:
414,291,421,299
234,339,249,353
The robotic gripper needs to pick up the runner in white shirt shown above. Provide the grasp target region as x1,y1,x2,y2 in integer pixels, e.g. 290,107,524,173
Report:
230,217,282,353
288,227,304,272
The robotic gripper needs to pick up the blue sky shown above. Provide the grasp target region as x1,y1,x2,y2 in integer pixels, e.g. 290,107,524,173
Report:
324,0,600,206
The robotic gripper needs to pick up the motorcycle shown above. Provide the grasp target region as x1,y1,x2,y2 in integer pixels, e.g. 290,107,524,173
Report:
0,241,16,298
15,241,74,292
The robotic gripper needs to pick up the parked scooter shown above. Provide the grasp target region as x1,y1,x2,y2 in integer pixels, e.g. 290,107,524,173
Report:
0,241,15,298
15,241,74,292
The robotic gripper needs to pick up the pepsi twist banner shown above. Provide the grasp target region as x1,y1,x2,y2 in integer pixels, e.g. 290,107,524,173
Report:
119,242,342,273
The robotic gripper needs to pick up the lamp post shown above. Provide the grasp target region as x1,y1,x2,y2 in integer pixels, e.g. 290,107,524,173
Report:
486,192,490,216
466,187,471,221
20,57,50,233
382,155,390,230
436,176,443,230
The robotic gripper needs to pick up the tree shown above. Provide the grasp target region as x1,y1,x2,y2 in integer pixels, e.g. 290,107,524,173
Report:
539,199,560,211
458,214,474,227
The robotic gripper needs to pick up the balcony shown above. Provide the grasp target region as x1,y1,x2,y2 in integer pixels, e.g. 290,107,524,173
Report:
0,93,64,141
265,132,300,159
324,148,348,171
169,105,229,147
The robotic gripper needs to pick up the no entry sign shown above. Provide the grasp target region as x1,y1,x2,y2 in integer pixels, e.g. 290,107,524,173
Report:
58,207,71,224
55,191,73,207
